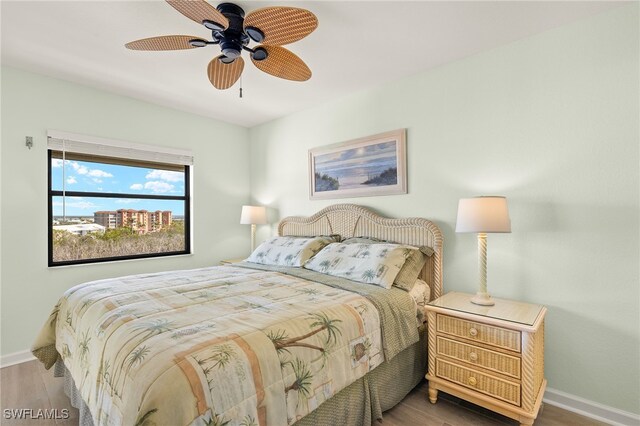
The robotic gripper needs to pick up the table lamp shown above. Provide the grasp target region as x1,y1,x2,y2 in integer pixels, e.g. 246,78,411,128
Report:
240,205,267,252
456,196,511,306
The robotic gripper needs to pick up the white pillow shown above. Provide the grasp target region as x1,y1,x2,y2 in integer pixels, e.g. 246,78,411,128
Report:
245,236,335,267
303,242,413,289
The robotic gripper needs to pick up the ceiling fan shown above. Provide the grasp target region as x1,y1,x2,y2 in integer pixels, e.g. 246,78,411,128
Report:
125,1,317,91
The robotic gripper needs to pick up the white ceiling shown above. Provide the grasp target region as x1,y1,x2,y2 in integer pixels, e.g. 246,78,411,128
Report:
1,1,622,127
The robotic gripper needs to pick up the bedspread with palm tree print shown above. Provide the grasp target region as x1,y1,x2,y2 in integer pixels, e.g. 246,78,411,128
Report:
32,265,393,425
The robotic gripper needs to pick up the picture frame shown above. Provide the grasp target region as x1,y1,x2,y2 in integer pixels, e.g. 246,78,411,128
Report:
309,129,407,200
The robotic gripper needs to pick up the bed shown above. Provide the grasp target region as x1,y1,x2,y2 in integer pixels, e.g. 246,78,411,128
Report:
32,203,443,426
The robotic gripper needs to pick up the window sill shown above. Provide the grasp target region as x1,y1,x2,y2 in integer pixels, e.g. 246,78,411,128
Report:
48,252,194,269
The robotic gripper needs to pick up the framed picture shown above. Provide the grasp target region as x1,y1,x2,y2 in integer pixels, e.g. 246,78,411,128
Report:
309,129,407,200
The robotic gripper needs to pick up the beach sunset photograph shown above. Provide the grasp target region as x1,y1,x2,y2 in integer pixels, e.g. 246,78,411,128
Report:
314,140,398,192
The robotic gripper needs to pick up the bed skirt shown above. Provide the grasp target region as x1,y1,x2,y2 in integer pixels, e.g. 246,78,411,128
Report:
56,326,427,426
295,325,427,425
53,359,95,425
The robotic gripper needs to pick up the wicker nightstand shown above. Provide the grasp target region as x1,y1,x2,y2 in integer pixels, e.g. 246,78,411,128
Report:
425,292,546,426
219,258,246,265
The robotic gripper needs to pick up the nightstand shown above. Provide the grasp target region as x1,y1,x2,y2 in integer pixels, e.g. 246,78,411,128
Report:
425,292,546,426
219,258,246,265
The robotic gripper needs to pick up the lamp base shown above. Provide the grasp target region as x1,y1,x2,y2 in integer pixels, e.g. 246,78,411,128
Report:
471,292,495,306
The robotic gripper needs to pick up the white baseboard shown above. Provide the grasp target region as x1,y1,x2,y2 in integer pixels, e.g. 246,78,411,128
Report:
1,351,638,425
544,387,640,426
0,349,35,368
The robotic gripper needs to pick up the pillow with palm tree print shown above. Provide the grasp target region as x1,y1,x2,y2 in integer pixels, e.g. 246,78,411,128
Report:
341,237,434,291
245,236,337,267
303,242,414,289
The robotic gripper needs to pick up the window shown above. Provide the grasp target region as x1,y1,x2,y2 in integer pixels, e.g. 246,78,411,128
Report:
47,131,192,266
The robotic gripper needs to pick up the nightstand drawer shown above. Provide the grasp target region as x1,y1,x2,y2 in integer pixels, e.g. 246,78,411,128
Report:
436,358,521,406
436,314,521,352
436,336,521,379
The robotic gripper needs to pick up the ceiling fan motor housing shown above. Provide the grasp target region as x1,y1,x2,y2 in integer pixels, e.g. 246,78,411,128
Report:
216,2,249,60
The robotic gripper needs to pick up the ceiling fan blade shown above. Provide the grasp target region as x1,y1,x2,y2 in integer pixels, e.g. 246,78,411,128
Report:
125,35,205,51
251,45,311,82
165,0,229,29
244,7,317,45
207,55,244,89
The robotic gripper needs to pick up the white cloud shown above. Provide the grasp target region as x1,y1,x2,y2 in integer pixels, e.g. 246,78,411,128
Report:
146,170,183,182
115,199,138,204
60,161,112,178
88,169,113,178
53,160,115,186
144,181,174,193
69,162,89,175
130,183,143,190
52,200,99,210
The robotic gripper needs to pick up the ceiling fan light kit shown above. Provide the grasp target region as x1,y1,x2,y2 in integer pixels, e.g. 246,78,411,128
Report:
126,0,317,91
245,27,265,43
203,19,226,31
188,38,208,48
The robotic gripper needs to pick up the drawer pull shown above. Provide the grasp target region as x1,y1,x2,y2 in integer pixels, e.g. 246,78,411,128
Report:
469,352,478,362
468,376,477,386
469,327,478,337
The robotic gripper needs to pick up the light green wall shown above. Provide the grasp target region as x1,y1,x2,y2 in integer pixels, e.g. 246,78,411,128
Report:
249,5,639,414
1,3,638,416
0,67,251,356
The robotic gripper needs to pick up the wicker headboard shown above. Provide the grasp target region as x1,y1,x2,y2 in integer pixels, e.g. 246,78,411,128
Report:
278,203,443,301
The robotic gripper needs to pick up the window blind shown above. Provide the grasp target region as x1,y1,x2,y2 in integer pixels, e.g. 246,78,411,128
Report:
46,130,194,166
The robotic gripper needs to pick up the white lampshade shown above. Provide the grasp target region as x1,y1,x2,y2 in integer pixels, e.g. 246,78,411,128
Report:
240,205,267,225
456,196,511,233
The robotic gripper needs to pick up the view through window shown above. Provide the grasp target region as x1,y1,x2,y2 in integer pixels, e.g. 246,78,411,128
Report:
48,151,190,266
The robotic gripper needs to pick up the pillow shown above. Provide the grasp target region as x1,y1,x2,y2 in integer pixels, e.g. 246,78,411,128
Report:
409,278,431,309
303,242,413,289
245,236,336,267
394,248,428,291
341,237,434,291
409,278,431,324
340,236,385,244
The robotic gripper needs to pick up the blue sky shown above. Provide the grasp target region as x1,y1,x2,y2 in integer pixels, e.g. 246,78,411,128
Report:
51,159,185,216
314,141,397,175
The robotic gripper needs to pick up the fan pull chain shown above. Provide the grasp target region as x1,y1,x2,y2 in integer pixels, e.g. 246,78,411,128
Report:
239,76,243,98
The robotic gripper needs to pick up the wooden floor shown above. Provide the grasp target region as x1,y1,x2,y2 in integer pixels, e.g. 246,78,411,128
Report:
1,360,607,426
